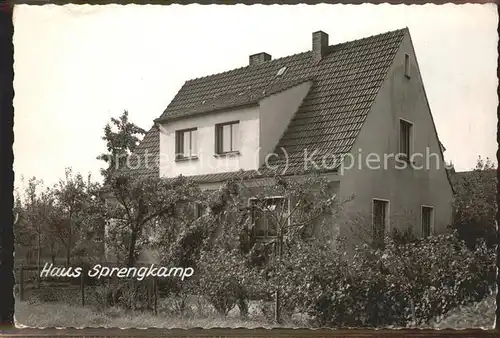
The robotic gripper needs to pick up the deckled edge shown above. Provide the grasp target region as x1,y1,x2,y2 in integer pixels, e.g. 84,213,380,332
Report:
0,1,15,332
2,1,498,336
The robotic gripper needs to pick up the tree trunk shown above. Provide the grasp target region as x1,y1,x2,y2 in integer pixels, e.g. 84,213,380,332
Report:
274,234,283,324
50,242,56,265
67,220,72,267
66,247,70,267
127,227,138,267
36,229,40,289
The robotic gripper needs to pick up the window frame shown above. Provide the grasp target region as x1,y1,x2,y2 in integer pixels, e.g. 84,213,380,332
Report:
175,127,198,160
248,196,289,241
372,198,390,249
215,121,240,155
404,53,411,79
193,202,207,219
421,205,435,238
399,118,414,162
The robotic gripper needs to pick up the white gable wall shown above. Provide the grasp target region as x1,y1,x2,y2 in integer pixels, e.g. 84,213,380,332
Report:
337,32,453,244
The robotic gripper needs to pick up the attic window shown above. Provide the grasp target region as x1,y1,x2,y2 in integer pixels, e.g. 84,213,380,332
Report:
276,66,287,77
404,54,411,78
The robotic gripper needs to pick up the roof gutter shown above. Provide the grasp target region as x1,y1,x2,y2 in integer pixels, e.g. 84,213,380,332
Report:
154,101,259,124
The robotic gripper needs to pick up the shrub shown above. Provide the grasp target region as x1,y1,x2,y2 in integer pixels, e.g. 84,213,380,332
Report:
450,157,497,248
89,278,152,311
161,294,192,317
195,248,266,317
258,300,276,322
391,227,419,245
272,231,495,328
27,288,60,304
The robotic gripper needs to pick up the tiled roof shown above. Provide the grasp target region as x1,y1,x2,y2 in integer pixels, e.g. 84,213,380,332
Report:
156,77,313,122
132,28,409,181
124,125,159,179
162,167,331,185
166,170,261,184
268,30,406,172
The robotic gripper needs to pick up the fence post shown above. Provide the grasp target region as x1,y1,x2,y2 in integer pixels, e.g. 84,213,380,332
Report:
81,269,85,307
153,276,157,316
19,266,24,301
147,277,151,309
104,278,108,309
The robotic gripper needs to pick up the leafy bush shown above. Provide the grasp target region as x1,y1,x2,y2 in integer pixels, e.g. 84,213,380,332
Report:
196,253,239,316
89,278,152,311
195,248,266,317
146,171,495,327
27,288,60,304
391,227,419,245
450,156,497,248
281,231,495,327
161,294,192,317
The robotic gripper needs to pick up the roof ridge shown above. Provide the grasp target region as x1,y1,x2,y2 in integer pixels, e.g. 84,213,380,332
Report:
332,27,407,47
184,27,407,84
185,50,311,84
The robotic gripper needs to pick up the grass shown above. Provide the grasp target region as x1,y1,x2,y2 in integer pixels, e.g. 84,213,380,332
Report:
428,294,495,329
15,301,286,329
15,294,496,329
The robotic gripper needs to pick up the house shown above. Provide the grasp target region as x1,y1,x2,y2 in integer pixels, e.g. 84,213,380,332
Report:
125,28,454,247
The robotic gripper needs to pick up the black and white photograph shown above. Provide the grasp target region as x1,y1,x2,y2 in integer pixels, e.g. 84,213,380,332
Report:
11,3,497,330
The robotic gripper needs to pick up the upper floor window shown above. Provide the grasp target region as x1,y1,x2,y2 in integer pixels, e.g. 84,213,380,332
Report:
372,198,389,249
399,119,413,161
404,53,411,78
421,206,434,238
175,128,197,160
215,121,239,154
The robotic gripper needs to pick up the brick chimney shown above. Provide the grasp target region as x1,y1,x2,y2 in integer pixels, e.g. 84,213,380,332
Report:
249,52,272,66
312,31,329,62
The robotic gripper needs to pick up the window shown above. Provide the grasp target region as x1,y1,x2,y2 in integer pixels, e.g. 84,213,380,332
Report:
174,201,205,220
421,206,434,238
399,119,413,161
404,53,411,78
194,202,207,219
250,197,288,239
276,66,287,77
175,128,197,159
215,121,239,154
372,199,389,249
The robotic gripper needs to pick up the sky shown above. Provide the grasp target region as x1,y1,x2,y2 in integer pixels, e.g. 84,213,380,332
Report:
13,4,498,190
